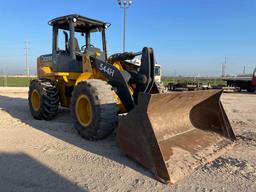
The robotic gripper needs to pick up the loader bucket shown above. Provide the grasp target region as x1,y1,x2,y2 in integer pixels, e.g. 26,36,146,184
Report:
117,90,235,184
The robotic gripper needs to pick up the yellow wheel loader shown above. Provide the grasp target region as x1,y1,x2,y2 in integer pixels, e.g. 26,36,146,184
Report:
28,14,235,184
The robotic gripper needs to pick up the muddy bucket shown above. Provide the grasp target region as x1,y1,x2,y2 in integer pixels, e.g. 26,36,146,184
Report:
117,90,235,184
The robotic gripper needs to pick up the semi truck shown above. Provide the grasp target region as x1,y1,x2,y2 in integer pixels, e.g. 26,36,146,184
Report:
223,68,256,92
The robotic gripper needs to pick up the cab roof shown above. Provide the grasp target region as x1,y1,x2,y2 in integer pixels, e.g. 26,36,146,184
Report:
48,14,109,32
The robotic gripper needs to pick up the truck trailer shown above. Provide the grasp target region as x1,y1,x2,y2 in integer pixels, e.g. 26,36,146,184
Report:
223,68,256,92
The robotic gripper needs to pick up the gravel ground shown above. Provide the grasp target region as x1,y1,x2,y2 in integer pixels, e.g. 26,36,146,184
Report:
0,87,255,192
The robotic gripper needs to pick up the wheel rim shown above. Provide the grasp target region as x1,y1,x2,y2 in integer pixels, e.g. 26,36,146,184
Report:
75,94,93,127
31,89,40,111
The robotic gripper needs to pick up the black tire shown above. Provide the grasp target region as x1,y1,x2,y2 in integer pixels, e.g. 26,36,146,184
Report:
28,79,59,120
247,86,255,93
71,79,118,140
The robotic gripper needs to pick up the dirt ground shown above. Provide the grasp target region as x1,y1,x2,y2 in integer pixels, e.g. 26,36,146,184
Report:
0,87,255,192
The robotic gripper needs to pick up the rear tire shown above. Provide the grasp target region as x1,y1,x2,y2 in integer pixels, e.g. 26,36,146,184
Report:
247,86,255,93
28,79,59,120
71,79,118,140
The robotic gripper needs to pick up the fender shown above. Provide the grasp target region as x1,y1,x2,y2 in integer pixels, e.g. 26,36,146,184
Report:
75,72,93,85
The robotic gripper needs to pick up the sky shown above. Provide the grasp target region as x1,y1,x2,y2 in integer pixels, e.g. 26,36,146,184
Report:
0,0,256,76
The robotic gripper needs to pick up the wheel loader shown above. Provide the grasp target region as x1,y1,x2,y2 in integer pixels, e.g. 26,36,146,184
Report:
28,14,235,184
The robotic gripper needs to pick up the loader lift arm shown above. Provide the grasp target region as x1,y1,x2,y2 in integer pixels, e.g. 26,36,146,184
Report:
93,47,160,111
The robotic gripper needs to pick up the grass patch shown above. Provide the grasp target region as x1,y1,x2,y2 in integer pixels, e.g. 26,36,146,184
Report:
0,76,227,87
0,77,34,87
162,76,226,86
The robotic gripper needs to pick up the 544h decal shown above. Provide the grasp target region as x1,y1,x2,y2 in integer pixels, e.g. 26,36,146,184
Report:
99,63,115,77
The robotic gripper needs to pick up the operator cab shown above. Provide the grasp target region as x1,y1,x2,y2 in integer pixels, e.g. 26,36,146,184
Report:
48,14,110,72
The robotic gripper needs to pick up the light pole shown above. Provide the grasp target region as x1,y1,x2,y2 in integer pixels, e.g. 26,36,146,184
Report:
24,40,30,76
117,0,133,52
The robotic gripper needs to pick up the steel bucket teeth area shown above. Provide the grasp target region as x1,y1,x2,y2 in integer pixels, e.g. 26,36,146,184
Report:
117,90,235,184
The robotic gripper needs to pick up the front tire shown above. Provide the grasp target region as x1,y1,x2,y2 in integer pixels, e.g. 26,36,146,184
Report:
28,79,59,120
71,79,118,140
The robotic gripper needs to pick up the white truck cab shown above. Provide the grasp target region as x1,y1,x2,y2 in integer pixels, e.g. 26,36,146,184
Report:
154,63,161,84
133,58,162,83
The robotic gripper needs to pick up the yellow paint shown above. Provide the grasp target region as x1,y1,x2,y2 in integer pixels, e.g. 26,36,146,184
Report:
75,94,93,127
128,85,134,95
113,84,134,113
63,76,69,83
75,72,93,85
92,67,107,80
31,89,40,111
36,53,133,114
67,72,81,80
53,72,81,83
56,80,70,107
54,72,69,76
38,66,54,78
41,66,53,73
113,62,124,71
83,55,93,73
114,93,126,113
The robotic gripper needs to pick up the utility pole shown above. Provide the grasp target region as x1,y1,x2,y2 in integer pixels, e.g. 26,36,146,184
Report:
4,73,7,87
0,69,5,87
173,69,176,83
197,73,200,87
24,40,30,77
117,0,133,52
222,56,227,77
2,69,8,87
